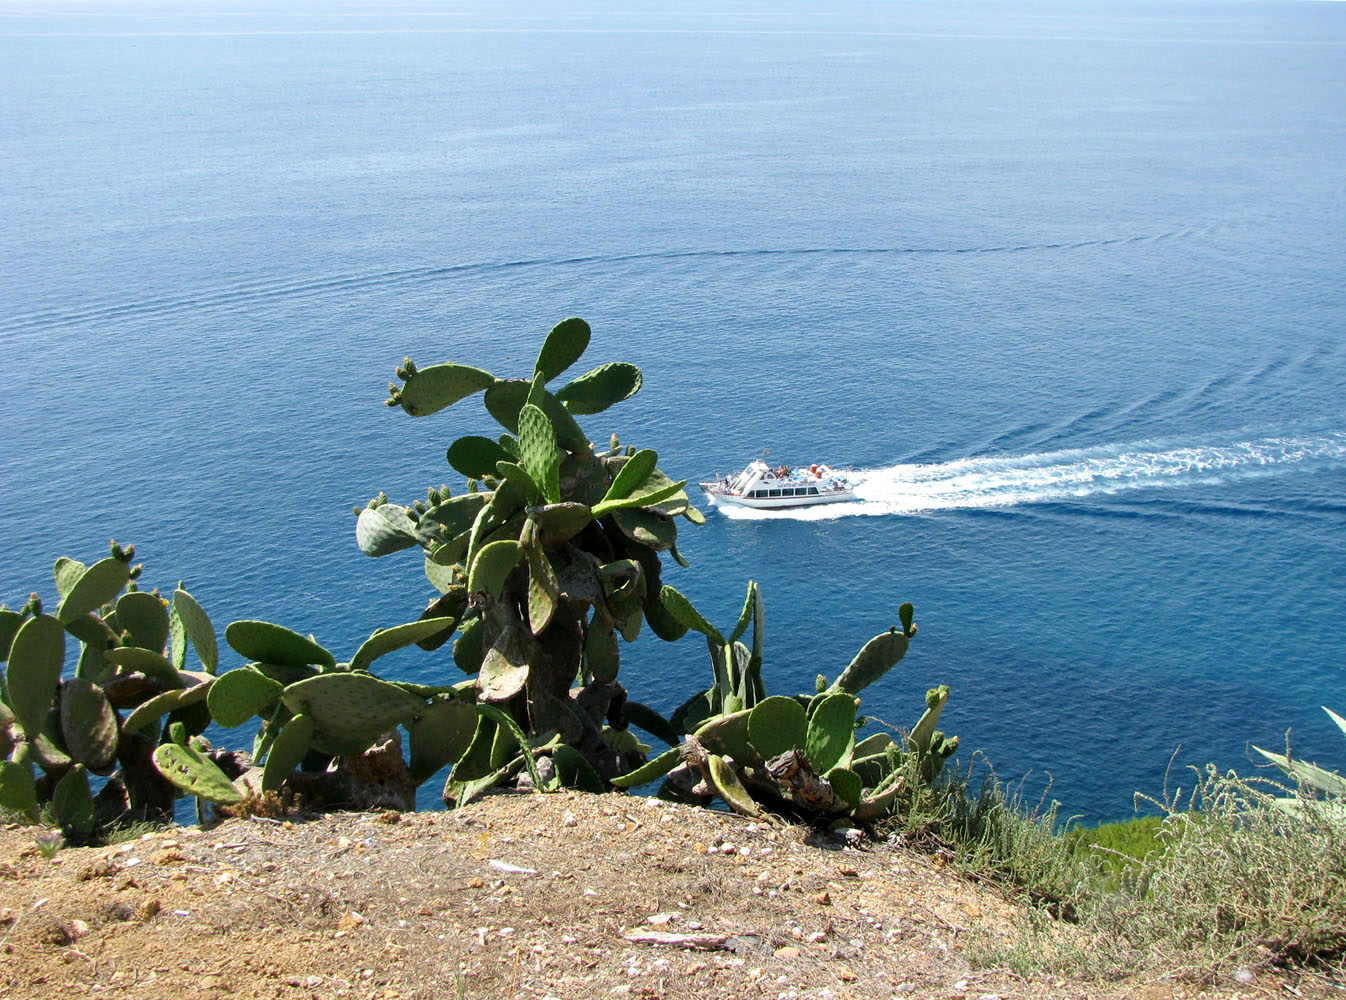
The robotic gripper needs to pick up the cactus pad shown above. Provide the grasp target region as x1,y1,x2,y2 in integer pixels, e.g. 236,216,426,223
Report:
396,362,495,417
52,556,86,599
115,590,170,652
281,673,424,756
407,696,477,783
658,586,724,645
446,435,514,479
805,693,858,774
52,764,96,836
555,361,643,414
59,678,118,772
57,557,131,624
207,667,283,728
533,316,591,384
6,613,65,738
707,753,762,817
468,539,522,598
356,504,421,557
748,696,807,760
0,761,38,814
518,404,561,504
170,587,218,673
262,712,315,792
225,620,336,668
349,616,456,672
153,741,243,804
831,628,911,697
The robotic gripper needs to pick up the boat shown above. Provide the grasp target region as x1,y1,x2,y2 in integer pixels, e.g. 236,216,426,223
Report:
698,458,857,510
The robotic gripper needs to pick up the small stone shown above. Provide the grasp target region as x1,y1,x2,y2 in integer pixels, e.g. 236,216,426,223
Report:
306,975,322,987
811,891,831,906
647,912,675,926
70,919,89,939
562,811,578,827
337,911,365,931
837,966,857,982
139,898,161,921
773,946,800,959
954,978,969,994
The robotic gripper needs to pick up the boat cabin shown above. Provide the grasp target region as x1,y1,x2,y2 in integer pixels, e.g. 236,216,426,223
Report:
725,459,826,500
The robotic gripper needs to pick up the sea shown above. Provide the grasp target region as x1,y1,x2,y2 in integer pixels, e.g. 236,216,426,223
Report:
2,0,1344,822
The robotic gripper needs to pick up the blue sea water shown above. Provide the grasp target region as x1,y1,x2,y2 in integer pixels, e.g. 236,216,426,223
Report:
2,0,1344,821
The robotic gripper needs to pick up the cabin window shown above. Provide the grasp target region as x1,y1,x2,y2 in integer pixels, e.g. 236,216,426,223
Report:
807,487,819,495
768,489,781,498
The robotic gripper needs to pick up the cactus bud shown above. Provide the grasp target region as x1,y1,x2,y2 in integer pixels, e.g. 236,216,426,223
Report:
610,433,620,449
413,499,426,514
407,508,421,524
815,674,827,693
129,564,143,581
428,487,441,505
468,479,479,493
385,396,399,407
169,722,187,746
625,445,635,457
110,539,123,559
353,505,362,516
127,581,138,592
403,357,417,376
23,593,42,617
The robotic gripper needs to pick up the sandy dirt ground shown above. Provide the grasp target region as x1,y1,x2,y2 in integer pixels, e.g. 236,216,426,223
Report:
0,791,1330,1000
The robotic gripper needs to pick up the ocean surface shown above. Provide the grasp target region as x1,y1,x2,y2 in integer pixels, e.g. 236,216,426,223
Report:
3,0,1344,821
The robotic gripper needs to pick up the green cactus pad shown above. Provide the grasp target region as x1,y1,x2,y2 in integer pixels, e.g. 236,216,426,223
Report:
407,696,477,783
854,780,904,821
478,626,532,702
899,602,915,636
207,667,283,728
518,404,562,504
831,629,911,697
0,760,37,814
153,741,243,805
122,674,214,734
6,613,65,738
170,587,218,673
484,380,588,452
0,608,23,664
473,703,544,791
52,556,87,599
727,580,761,645
907,685,949,754
621,702,679,747
397,362,495,417
446,435,515,479
707,753,762,818
58,558,131,624
282,673,424,756
555,361,643,415
611,508,677,551
601,449,657,503
583,614,620,683
349,617,456,672
551,743,605,793
748,696,808,760
643,595,689,643
420,491,488,537
521,524,560,635
115,590,170,653
609,746,681,788
225,620,335,669
262,712,315,792
533,316,591,384
592,480,689,519
355,504,421,558
492,461,541,506
531,502,593,545
854,732,896,757
102,646,183,688
252,661,320,687
468,539,522,598
694,708,753,764
824,767,863,812
453,617,486,674
657,586,724,645
59,678,118,772
29,731,72,772
806,694,858,774
52,764,96,836
424,554,459,595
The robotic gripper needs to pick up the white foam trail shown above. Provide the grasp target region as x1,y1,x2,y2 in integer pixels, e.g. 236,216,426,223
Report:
709,431,1346,520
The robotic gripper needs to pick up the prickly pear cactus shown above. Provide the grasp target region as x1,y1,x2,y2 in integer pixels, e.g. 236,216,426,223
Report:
358,318,707,804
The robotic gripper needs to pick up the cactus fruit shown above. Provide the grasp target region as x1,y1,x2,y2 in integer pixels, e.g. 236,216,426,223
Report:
59,678,118,772
6,613,65,738
225,620,336,669
555,361,643,415
152,741,243,804
395,362,495,417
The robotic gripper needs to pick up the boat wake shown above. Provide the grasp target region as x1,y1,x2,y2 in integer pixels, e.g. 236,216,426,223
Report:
710,430,1346,520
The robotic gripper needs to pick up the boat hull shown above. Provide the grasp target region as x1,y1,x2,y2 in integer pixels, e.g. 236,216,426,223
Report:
700,486,855,510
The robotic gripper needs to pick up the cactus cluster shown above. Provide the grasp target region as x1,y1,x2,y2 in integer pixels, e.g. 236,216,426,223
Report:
0,544,226,838
7,318,959,834
610,585,957,822
356,318,706,804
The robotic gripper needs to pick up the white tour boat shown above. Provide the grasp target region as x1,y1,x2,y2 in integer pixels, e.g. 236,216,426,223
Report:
699,458,857,510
